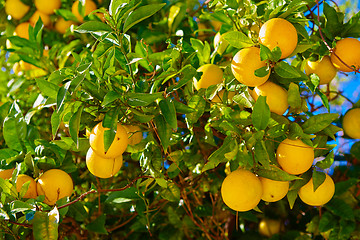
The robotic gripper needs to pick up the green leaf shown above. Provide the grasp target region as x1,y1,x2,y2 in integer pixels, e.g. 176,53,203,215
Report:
334,178,359,196
159,98,177,129
56,82,70,112
69,105,84,148
3,102,27,152
86,214,108,234
274,61,301,78
222,31,253,49
318,211,336,232
254,141,270,168
0,178,18,198
202,137,238,172
154,114,172,151
102,91,121,107
127,92,163,107
312,171,326,192
173,101,195,114
75,21,112,34
0,208,9,220
102,108,120,152
315,151,334,169
350,141,360,157
257,165,301,181
302,113,339,134
323,2,342,38
252,96,270,130
287,189,298,209
325,198,354,220
51,111,61,139
185,95,206,127
287,82,301,109
267,124,288,138
316,89,330,112
254,66,270,78
123,3,166,33
33,208,59,240
36,79,60,98
160,182,180,202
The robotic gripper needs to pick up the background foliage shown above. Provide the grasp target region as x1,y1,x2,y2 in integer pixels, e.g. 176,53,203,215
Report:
0,0,360,239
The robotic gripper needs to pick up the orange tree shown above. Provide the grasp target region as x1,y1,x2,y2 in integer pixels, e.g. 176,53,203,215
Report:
0,0,360,239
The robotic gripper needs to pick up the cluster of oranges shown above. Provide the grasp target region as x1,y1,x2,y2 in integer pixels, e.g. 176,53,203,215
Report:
0,168,73,206
86,122,142,178
191,17,360,212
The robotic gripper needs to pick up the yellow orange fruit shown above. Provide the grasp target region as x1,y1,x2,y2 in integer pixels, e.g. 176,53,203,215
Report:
35,0,61,15
342,108,360,139
221,169,263,212
231,47,270,87
298,173,335,206
259,219,282,237
214,32,229,55
210,20,222,31
123,125,143,146
5,0,30,20
72,0,97,22
259,177,289,202
276,138,314,175
55,17,76,34
29,10,51,27
15,22,31,39
16,174,38,199
250,81,289,115
304,56,337,85
0,168,15,179
330,38,360,72
193,64,223,90
37,169,74,205
259,18,298,59
89,122,129,158
86,148,123,178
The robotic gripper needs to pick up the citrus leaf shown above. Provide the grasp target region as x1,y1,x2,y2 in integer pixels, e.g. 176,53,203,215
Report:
33,208,59,240
154,114,172,151
127,92,163,107
257,165,301,181
159,98,177,129
274,61,301,78
102,108,120,152
123,3,165,33
222,31,253,49
252,96,270,130
160,182,180,202
312,170,326,192
86,214,108,234
76,21,112,34
69,105,84,148
287,82,301,109
315,151,334,169
302,113,339,134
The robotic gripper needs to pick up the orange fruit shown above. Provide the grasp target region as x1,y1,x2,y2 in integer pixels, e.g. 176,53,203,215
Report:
5,0,30,20
259,219,282,237
55,17,76,34
37,169,73,205
16,174,38,199
89,122,129,158
34,0,61,15
123,125,143,146
29,10,51,27
304,56,337,85
250,81,289,115
298,173,335,206
259,18,298,59
221,169,263,212
231,47,270,87
276,138,314,175
342,108,360,139
15,22,31,39
193,64,223,90
72,0,97,22
330,38,360,72
259,177,289,202
0,168,15,179
86,148,123,178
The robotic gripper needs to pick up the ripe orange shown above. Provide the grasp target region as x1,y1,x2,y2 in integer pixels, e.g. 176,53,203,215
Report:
86,148,123,178
259,18,298,59
330,38,360,72
259,218,282,237
5,0,30,20
221,169,263,212
123,125,143,146
29,10,51,27
16,174,38,199
342,108,360,139
37,169,74,205
35,0,61,15
55,17,76,34
276,138,314,175
89,122,129,158
259,177,289,202
193,64,223,90
0,168,15,179
250,80,289,115
15,22,31,39
304,56,337,85
72,0,97,22
231,47,270,87
298,173,335,206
